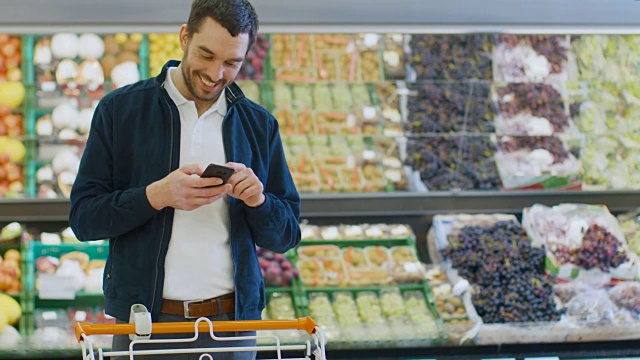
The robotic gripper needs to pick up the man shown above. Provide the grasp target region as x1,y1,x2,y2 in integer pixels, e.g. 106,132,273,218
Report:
68,0,301,359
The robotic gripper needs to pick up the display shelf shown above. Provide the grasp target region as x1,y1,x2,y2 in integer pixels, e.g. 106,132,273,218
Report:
3,190,640,222
299,238,413,248
32,291,104,309
1,0,640,34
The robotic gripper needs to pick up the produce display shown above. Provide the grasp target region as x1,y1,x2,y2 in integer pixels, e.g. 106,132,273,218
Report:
299,223,414,241
568,82,640,136
406,135,500,191
0,107,23,138
271,34,315,82
355,291,391,341
35,102,94,140
608,282,640,317
34,248,106,295
0,246,21,295
148,33,181,78
35,146,83,198
578,135,640,190
441,220,561,323
307,288,438,344
0,138,26,197
331,292,365,341
408,35,494,80
0,35,21,83
283,136,405,193
403,291,439,339
494,135,582,188
236,81,261,105
381,34,406,80
571,35,640,81
34,33,142,104
267,292,296,320
495,83,571,135
257,246,297,287
494,35,568,82
406,83,495,134
618,208,640,255
568,81,640,189
311,34,381,82
524,203,637,282
236,34,269,81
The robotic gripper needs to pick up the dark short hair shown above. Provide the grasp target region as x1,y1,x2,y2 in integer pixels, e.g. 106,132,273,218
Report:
186,0,259,52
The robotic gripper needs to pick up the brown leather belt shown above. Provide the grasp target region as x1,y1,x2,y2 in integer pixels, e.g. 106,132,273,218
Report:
161,293,235,319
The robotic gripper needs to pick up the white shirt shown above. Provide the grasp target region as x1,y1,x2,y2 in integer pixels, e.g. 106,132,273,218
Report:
162,67,235,301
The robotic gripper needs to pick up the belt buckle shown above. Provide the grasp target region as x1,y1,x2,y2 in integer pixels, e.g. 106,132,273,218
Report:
183,299,206,319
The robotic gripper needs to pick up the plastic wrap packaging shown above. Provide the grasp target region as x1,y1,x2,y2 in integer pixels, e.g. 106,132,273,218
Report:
608,281,640,316
523,203,639,283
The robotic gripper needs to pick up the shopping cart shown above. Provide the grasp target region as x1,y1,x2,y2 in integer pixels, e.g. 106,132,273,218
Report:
74,305,326,360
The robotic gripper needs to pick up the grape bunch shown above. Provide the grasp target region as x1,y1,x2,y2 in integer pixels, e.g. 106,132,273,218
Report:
407,83,496,134
441,221,561,323
407,84,468,133
498,35,568,74
236,34,269,81
553,224,628,272
497,136,570,163
409,35,495,80
497,84,570,133
406,136,500,191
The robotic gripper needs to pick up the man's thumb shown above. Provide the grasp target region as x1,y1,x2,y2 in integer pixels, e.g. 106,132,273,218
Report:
180,163,203,176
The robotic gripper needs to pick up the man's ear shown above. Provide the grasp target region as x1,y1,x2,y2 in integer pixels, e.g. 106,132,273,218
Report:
179,24,189,52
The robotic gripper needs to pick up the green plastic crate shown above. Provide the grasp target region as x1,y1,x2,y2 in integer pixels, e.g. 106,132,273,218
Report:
25,241,108,304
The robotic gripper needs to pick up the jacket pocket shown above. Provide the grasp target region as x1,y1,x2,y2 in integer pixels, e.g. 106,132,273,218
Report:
103,237,118,297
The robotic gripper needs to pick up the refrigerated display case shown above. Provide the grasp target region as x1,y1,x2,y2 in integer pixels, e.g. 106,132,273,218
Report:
2,0,640,359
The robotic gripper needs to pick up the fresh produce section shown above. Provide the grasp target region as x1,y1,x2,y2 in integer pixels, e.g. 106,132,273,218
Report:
3,32,640,194
3,26,640,359
494,35,569,83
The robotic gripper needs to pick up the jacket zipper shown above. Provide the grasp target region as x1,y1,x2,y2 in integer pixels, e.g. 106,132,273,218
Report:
222,88,246,318
150,93,175,314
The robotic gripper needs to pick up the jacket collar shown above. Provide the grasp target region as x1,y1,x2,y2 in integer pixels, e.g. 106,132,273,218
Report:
157,60,246,107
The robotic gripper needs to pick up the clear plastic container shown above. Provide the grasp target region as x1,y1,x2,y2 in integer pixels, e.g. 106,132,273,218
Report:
356,292,392,341
332,292,366,342
403,291,439,339
363,224,391,240
308,292,341,342
268,292,296,320
342,246,370,270
320,258,347,287
296,258,325,287
297,245,341,259
365,246,392,268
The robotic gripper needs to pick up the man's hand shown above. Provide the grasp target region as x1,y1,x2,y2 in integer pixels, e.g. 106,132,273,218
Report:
225,162,265,208
146,164,231,211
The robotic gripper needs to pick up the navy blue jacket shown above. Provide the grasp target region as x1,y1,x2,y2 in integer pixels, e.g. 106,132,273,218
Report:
69,60,301,322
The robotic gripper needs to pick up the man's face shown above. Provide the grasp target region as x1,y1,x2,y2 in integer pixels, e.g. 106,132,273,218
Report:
178,17,249,103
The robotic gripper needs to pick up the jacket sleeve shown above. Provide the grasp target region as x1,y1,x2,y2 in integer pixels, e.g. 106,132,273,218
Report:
243,117,301,253
69,97,160,241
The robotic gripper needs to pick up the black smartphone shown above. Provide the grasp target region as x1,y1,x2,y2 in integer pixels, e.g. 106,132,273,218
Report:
201,163,235,184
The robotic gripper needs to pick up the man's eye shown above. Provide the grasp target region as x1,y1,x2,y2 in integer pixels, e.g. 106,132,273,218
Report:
202,54,214,60
226,62,241,67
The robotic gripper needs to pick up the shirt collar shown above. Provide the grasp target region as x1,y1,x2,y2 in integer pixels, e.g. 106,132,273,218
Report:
165,67,227,116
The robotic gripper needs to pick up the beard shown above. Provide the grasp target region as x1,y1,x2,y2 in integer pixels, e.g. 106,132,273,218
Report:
180,58,225,103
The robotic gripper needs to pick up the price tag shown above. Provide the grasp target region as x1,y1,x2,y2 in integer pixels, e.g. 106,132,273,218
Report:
524,358,560,360
75,311,87,322
42,311,58,321
38,274,76,300
363,34,380,48
362,106,377,120
346,115,356,127
403,263,421,273
41,81,56,92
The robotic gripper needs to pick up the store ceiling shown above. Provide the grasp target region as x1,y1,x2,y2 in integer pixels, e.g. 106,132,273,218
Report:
1,0,639,34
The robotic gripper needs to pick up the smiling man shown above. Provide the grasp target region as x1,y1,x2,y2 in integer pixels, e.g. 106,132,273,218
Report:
68,1,301,359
